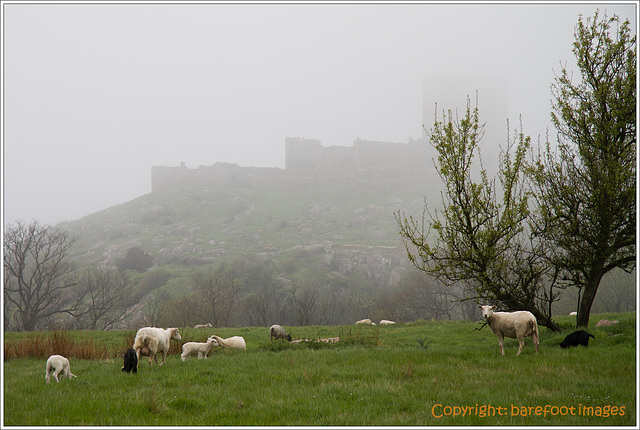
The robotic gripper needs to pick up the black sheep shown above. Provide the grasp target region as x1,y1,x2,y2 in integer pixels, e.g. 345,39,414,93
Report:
122,348,138,373
559,330,595,349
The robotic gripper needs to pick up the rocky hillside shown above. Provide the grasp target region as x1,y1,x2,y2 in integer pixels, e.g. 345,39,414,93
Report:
61,165,442,292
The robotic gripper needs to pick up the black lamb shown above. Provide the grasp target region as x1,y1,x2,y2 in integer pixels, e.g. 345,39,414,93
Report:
559,330,595,349
122,348,138,373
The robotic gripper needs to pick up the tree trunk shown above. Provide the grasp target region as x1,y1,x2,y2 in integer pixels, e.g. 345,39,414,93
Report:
529,308,561,332
576,275,602,328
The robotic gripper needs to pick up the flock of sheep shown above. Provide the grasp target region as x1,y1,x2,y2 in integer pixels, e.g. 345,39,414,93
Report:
44,309,599,383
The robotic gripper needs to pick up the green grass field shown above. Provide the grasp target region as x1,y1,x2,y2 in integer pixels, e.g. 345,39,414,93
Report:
3,313,636,426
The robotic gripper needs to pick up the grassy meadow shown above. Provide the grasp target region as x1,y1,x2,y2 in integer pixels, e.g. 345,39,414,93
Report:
3,312,636,426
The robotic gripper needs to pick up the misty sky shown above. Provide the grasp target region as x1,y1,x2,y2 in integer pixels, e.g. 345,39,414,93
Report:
3,2,636,225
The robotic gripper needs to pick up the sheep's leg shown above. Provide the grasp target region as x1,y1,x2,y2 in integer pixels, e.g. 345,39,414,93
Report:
52,368,61,382
159,350,167,365
497,335,505,355
533,333,539,354
516,336,525,355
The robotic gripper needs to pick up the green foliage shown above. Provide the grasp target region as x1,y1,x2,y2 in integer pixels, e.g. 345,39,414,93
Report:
117,246,154,273
532,10,636,328
396,96,558,330
3,313,635,426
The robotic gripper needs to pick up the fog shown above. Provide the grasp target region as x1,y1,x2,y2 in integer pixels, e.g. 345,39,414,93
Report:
3,2,636,225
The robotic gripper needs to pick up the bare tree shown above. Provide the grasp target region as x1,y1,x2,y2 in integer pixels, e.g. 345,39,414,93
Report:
242,283,284,327
142,291,169,327
193,266,243,327
4,220,77,331
69,267,128,330
289,282,330,326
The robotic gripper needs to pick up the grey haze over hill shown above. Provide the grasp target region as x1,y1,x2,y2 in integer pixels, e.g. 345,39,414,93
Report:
3,3,635,225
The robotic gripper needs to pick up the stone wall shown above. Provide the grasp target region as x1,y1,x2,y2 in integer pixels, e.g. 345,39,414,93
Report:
152,137,431,193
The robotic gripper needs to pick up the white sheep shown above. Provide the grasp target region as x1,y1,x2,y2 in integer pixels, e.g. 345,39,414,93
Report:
210,335,246,350
194,323,213,328
379,320,396,325
478,305,539,355
269,324,292,342
355,318,376,325
45,355,76,383
133,327,182,365
181,336,219,361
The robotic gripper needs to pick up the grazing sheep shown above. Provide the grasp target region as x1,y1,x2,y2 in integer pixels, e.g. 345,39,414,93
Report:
194,323,213,328
560,330,595,348
122,348,138,374
269,324,292,342
478,305,539,356
45,355,76,383
355,318,376,325
569,312,577,316
181,336,219,361
210,335,246,350
595,319,619,327
379,320,396,325
133,327,182,365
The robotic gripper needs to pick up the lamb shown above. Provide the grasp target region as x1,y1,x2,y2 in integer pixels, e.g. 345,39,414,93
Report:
45,355,77,383
355,318,376,325
133,327,182,365
379,320,396,325
209,335,246,350
181,336,219,361
478,305,539,356
122,348,138,374
560,330,595,348
269,324,292,342
194,323,213,328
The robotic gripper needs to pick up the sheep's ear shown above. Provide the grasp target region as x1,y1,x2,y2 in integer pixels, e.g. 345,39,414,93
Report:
491,306,496,310
477,305,482,309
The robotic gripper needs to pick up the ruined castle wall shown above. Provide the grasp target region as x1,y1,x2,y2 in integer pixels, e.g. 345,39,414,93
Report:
152,137,432,193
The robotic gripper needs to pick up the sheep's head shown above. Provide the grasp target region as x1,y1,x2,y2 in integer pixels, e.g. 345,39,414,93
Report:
208,336,219,346
170,328,182,342
478,305,496,320
285,333,292,342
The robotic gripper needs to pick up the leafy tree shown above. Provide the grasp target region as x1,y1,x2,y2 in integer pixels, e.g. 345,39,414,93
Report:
530,11,636,327
3,220,77,331
396,97,561,331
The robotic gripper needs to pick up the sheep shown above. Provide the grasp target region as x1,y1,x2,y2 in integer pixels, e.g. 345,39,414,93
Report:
478,305,539,356
569,312,577,316
269,324,292,342
133,327,182,365
45,355,76,383
209,335,246,350
194,323,213,328
560,330,595,348
181,336,219,361
355,318,376,325
122,348,138,374
379,320,396,325
595,319,619,327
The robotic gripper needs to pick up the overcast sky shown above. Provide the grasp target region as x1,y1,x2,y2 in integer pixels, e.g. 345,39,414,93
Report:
3,2,636,225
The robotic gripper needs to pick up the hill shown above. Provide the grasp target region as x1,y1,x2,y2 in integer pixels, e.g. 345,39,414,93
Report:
59,160,442,322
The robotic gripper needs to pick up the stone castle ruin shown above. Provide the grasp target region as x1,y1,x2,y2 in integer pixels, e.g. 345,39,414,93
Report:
151,137,432,193
151,73,508,193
